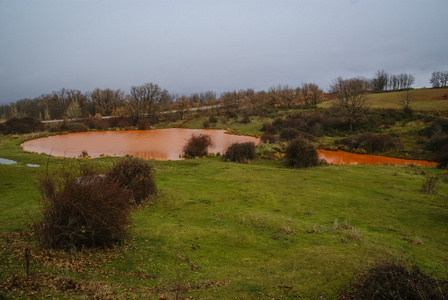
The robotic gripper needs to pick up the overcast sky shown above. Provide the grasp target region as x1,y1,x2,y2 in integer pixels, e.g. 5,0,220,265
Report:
1,0,447,105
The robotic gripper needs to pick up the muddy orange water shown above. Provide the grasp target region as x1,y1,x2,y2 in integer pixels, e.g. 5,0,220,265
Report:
21,129,260,161
317,149,438,166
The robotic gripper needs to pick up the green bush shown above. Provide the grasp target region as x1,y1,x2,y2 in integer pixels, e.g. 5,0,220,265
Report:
338,133,403,153
37,164,133,249
426,135,448,168
260,132,278,143
279,127,300,141
208,115,218,123
284,137,318,168
67,122,89,132
108,157,157,205
1,117,44,134
183,133,214,158
222,142,256,163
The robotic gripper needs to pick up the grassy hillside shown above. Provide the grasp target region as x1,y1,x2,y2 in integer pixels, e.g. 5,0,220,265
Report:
1,135,447,299
319,88,448,111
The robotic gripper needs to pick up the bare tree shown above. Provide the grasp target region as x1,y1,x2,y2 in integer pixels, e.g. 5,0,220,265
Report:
128,83,171,124
220,91,240,116
308,83,323,107
89,88,125,116
279,85,296,108
65,100,82,119
267,86,281,108
175,96,190,120
401,89,415,113
371,70,389,93
430,71,448,88
330,77,370,131
301,83,312,106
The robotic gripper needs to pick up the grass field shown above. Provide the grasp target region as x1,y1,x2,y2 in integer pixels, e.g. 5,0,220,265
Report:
1,134,448,299
319,87,448,111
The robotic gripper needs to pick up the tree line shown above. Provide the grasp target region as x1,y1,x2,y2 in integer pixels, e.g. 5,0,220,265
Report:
3,69,447,123
0,82,325,123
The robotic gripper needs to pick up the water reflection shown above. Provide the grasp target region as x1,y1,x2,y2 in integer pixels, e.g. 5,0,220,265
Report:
0,158,18,165
318,150,437,166
21,129,260,161
0,157,40,167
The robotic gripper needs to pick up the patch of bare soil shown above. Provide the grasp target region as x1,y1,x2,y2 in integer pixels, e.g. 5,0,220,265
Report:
432,93,448,100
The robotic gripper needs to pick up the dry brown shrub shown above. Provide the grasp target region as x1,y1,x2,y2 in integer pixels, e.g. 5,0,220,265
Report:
37,164,133,250
183,133,214,158
341,258,448,299
108,157,157,205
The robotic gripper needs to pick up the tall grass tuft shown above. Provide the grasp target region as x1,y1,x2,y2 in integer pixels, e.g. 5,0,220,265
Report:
421,176,438,194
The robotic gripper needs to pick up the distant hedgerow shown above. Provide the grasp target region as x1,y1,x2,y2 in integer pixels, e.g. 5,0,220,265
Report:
222,142,256,163
1,117,44,134
338,133,403,153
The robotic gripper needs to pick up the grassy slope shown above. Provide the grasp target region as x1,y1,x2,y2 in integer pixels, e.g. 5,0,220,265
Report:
1,136,447,299
319,87,448,111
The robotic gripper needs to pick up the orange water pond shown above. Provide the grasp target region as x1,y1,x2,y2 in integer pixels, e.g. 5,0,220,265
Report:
317,149,437,166
21,129,260,161
21,129,437,166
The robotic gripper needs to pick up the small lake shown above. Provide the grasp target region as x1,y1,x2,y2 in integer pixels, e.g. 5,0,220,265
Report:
21,129,260,160
21,129,437,166
317,150,437,166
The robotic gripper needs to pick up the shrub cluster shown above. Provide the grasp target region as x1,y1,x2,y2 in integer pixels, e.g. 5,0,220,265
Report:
183,133,214,158
279,128,300,141
337,133,403,153
222,142,256,163
108,157,157,204
208,115,218,123
422,119,448,168
0,117,44,134
426,135,448,168
284,137,318,168
341,258,448,299
38,164,133,249
37,158,157,249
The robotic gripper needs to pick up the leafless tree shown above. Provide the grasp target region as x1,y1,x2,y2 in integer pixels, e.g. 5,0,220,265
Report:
221,91,240,116
308,83,323,107
89,88,125,116
175,96,190,120
277,85,296,108
301,83,312,106
401,89,415,113
267,86,281,108
330,77,370,131
371,70,389,93
388,73,415,90
430,71,448,88
128,83,171,124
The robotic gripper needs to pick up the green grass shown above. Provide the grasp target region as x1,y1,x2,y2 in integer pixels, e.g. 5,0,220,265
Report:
1,135,448,299
319,87,448,111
